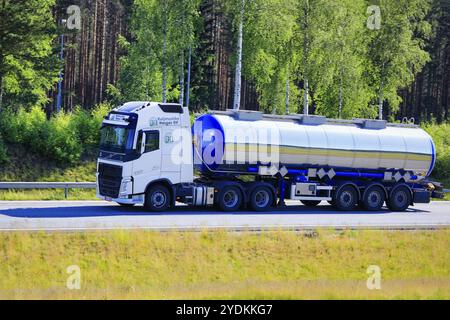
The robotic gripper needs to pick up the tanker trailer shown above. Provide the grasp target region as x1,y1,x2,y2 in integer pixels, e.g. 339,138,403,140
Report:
191,110,445,211
96,102,445,212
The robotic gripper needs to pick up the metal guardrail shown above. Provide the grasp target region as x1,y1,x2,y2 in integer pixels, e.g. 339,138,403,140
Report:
0,182,96,199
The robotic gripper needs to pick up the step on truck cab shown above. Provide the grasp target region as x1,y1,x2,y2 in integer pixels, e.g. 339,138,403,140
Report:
97,101,446,212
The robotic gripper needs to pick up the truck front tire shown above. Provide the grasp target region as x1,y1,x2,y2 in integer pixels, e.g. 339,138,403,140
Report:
144,185,171,212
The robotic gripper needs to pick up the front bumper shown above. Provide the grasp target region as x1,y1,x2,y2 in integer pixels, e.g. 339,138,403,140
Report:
97,193,145,205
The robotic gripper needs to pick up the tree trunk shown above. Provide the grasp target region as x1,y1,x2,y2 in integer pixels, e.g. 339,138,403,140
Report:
56,34,65,113
303,77,309,115
233,0,244,110
0,74,3,111
378,75,384,120
186,47,192,108
285,73,290,115
302,0,310,115
338,75,343,118
179,51,185,105
162,1,168,103
378,63,386,120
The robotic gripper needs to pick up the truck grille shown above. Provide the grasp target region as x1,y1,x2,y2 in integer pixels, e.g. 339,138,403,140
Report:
98,163,123,198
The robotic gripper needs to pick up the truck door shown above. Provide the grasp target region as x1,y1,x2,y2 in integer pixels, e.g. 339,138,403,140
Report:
160,128,182,182
132,130,162,194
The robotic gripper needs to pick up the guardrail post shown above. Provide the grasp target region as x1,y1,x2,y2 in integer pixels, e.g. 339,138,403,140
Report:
64,187,69,199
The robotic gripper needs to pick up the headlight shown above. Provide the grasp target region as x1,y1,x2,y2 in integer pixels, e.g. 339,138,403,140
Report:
119,178,133,197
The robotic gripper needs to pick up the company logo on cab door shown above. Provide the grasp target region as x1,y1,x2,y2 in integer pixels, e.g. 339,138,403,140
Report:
149,116,180,127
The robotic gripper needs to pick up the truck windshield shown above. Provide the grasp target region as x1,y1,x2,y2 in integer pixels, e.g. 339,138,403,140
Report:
100,125,135,153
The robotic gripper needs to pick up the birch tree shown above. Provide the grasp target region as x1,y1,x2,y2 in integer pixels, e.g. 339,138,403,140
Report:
365,0,431,119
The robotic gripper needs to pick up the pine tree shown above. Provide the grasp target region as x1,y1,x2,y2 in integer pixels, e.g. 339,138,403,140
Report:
0,0,57,109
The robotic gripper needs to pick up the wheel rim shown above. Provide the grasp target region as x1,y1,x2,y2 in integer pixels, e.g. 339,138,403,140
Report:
368,190,382,207
152,191,167,208
340,190,353,207
254,189,270,208
223,189,239,208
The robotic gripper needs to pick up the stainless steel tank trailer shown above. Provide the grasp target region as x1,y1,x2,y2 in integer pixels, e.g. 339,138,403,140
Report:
96,102,446,212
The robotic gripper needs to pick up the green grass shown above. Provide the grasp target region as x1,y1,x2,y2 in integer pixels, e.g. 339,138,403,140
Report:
0,143,96,182
0,189,97,201
0,229,448,300
0,143,97,200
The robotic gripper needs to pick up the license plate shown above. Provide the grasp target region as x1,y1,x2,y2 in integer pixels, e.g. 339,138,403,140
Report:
105,197,113,202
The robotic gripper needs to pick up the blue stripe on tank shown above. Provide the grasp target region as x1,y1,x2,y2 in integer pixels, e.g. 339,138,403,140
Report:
427,138,436,177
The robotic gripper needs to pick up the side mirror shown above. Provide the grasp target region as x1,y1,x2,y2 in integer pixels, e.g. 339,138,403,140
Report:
141,133,146,154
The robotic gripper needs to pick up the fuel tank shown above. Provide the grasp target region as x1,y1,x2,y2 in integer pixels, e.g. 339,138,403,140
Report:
192,112,435,177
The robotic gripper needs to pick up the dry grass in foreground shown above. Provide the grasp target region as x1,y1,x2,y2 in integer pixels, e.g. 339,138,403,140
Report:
0,229,448,299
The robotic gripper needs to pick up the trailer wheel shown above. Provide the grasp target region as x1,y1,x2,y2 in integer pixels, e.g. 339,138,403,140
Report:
301,200,321,207
144,185,170,212
249,186,273,211
387,185,411,212
217,186,242,212
362,186,385,211
334,185,358,211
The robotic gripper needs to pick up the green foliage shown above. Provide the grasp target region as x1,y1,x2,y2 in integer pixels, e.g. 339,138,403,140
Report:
365,0,431,115
422,122,450,179
72,103,111,147
0,104,110,164
118,0,201,103
0,134,8,165
220,0,432,119
0,0,58,109
233,0,298,113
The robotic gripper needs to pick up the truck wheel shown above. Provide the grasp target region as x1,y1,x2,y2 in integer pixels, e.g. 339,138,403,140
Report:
301,200,321,207
144,185,170,212
362,186,385,211
217,186,242,212
334,185,358,211
387,185,411,212
249,186,273,211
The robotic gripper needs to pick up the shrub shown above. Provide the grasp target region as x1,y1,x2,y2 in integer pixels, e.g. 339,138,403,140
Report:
48,112,83,164
423,123,450,179
0,104,111,165
0,108,21,143
0,134,8,165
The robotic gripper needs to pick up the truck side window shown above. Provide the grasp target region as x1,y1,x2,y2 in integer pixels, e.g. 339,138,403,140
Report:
135,131,143,151
145,131,160,153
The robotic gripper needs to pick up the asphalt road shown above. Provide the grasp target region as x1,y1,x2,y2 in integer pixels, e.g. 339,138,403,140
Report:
0,200,449,231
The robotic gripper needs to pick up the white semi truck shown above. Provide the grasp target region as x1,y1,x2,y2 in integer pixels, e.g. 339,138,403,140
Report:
96,101,445,212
